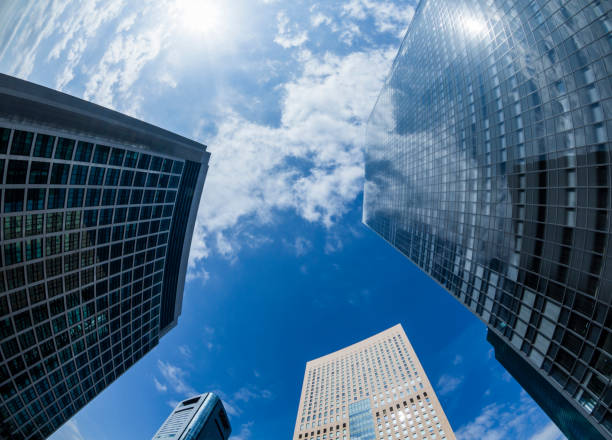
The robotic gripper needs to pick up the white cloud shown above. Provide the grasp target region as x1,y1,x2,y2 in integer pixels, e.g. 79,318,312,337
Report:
50,420,85,440
285,236,312,256
47,0,124,90
154,377,168,392
190,46,396,267
157,360,197,397
453,355,463,365
274,11,308,48
436,374,463,395
456,391,565,440
231,422,254,440
233,386,273,402
311,12,332,28
530,422,566,440
178,345,192,358
186,266,210,284
342,0,415,37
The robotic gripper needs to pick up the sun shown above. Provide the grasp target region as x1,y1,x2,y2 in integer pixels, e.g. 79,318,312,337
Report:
175,0,226,37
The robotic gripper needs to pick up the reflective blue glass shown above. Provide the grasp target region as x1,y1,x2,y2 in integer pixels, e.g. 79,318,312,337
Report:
364,1,612,439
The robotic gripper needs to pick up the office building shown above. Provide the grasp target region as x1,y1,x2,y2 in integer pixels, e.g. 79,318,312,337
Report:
152,393,231,440
363,1,612,439
292,324,455,440
0,73,209,439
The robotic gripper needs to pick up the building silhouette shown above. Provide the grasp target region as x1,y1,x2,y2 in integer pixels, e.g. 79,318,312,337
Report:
364,1,612,439
0,74,209,439
152,393,231,440
293,324,455,440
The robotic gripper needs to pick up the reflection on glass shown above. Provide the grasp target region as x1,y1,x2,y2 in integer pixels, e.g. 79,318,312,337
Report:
364,1,612,438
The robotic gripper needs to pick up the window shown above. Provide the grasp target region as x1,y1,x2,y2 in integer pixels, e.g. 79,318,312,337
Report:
33,134,55,157
146,174,159,187
46,236,62,257
50,164,70,184
120,170,134,186
105,168,120,186
67,188,84,208
0,127,10,153
4,243,23,265
109,148,124,166
93,145,110,164
85,189,101,207
101,189,116,206
65,211,81,230
55,138,75,160
27,262,44,283
25,239,42,261
26,189,46,211
88,167,105,185
29,162,50,184
137,154,151,169
64,253,79,273
83,210,98,228
4,189,24,213
162,159,173,172
70,165,88,185
124,151,138,167
25,214,43,236
150,156,162,171
47,189,66,210
4,216,22,240
99,209,113,225
6,160,28,184
172,161,184,174
10,130,33,156
46,213,64,233
130,190,143,204
134,172,146,187
74,142,93,162
64,233,80,252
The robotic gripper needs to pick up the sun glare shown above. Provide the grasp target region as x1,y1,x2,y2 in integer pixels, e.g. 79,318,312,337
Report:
463,16,487,37
176,0,226,37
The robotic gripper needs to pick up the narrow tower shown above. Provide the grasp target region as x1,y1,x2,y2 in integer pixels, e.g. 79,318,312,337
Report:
152,393,231,440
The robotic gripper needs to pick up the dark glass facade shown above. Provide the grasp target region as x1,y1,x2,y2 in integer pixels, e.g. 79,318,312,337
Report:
0,74,209,439
363,1,612,439
152,393,231,440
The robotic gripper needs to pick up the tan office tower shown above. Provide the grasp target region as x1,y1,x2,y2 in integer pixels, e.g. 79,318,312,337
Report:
292,324,455,440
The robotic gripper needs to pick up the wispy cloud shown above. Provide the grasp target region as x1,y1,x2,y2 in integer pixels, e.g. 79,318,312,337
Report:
178,345,192,358
154,377,168,392
342,0,415,37
274,11,308,49
456,391,565,440
285,236,312,256
157,360,197,397
49,420,85,440
231,422,254,440
233,386,274,402
436,374,463,395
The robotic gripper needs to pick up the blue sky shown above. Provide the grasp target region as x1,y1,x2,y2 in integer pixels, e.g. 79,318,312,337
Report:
0,1,566,439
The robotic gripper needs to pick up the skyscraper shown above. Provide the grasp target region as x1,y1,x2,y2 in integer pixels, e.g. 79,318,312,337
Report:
0,73,209,439
363,1,612,439
292,324,455,440
152,393,231,440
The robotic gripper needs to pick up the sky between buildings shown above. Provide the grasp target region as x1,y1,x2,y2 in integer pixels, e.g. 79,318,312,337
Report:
0,0,565,439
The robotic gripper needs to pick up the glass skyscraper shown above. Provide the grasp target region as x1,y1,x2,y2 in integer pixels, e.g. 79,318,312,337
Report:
293,324,455,440
152,393,231,440
363,1,611,439
0,73,209,439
